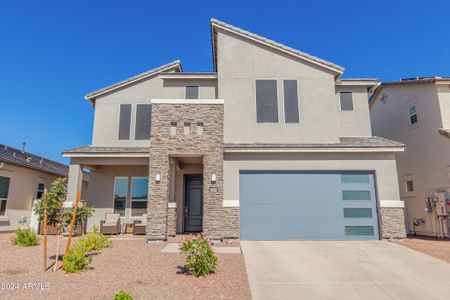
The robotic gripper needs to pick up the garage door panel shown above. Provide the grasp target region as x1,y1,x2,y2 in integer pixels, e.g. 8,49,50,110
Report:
240,171,379,240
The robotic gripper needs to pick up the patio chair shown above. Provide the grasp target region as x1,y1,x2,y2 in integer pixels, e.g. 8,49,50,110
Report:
133,214,147,235
100,213,121,235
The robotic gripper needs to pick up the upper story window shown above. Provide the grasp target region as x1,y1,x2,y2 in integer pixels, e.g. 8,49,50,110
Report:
339,92,353,111
256,80,278,123
283,80,299,123
36,183,45,199
406,180,414,193
408,104,418,125
118,104,132,140
0,176,11,216
135,104,152,140
186,86,199,99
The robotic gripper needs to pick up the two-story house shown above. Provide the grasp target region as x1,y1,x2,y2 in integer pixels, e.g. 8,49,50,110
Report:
370,77,450,237
63,19,406,241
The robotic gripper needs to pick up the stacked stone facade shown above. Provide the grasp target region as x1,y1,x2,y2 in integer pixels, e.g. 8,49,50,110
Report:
146,102,225,241
379,207,407,239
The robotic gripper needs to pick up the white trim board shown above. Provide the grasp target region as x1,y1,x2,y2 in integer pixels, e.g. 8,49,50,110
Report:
151,99,224,104
379,200,405,208
223,200,239,207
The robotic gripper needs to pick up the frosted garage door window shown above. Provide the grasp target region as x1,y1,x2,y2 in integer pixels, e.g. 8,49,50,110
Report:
345,226,374,236
342,190,371,201
343,208,372,218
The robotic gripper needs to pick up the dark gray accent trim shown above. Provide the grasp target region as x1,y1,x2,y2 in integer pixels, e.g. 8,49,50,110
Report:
118,104,132,140
135,104,152,140
256,80,278,123
283,80,299,123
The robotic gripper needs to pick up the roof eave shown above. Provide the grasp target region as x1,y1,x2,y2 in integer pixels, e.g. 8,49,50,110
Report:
210,19,344,77
85,61,182,103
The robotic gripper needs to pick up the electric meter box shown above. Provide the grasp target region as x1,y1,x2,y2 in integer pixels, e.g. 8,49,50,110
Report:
434,192,448,216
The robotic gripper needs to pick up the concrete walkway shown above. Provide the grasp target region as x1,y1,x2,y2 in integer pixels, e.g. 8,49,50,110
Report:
161,242,241,254
241,240,450,300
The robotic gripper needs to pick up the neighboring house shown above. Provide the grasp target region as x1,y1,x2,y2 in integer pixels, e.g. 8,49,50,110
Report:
0,144,88,232
63,19,406,241
370,77,450,237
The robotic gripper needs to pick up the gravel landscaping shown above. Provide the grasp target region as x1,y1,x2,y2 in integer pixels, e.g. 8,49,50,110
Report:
0,234,251,300
393,236,450,264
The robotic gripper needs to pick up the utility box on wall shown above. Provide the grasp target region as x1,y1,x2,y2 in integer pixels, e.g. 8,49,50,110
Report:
434,192,449,216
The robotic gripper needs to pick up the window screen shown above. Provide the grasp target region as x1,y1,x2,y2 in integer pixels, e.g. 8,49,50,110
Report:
135,104,152,140
118,104,132,140
340,92,353,111
406,180,414,192
283,80,299,123
408,105,418,125
36,183,45,199
0,176,10,199
186,86,199,99
256,80,278,123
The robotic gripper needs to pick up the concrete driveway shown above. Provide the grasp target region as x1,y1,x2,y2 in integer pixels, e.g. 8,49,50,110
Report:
241,241,450,300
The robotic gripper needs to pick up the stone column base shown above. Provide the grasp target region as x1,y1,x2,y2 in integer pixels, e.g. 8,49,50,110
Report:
380,207,407,239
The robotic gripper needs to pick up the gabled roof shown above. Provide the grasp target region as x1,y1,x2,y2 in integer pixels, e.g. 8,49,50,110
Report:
0,144,69,177
210,18,344,76
85,60,182,103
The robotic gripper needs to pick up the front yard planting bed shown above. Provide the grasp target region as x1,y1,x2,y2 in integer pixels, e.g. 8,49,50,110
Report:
0,235,251,300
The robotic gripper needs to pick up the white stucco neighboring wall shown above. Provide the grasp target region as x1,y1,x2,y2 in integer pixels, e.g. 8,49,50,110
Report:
370,83,450,236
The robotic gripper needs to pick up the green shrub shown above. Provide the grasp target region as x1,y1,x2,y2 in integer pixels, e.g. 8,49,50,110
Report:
11,228,39,247
114,290,133,300
179,234,218,277
63,247,91,273
75,226,111,252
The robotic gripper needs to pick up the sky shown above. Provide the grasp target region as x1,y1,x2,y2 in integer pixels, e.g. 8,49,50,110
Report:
1,0,449,164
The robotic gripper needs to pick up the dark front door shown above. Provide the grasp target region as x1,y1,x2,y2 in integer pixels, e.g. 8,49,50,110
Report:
184,175,203,232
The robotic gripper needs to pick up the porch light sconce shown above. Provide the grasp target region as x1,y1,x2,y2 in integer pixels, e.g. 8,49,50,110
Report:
155,171,161,183
211,172,217,184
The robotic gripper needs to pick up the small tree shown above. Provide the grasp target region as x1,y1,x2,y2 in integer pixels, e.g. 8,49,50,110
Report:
33,177,94,271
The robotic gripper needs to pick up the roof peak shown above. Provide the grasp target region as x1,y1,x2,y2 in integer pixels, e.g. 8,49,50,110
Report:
210,18,344,75
85,60,182,102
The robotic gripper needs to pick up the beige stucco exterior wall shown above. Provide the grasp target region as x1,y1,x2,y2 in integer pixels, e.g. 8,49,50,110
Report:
0,163,60,232
216,29,372,144
162,79,217,99
223,152,401,205
370,84,450,236
85,164,148,231
92,75,217,147
437,85,450,128
335,86,372,137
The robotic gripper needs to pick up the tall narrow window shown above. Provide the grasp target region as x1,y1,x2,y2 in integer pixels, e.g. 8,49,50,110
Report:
170,122,177,136
118,104,132,140
408,104,418,125
256,80,278,123
283,80,299,123
0,176,10,216
131,177,148,217
186,86,199,99
36,183,45,199
197,122,204,136
113,177,128,217
184,122,191,135
339,92,353,111
135,104,152,140
406,180,414,193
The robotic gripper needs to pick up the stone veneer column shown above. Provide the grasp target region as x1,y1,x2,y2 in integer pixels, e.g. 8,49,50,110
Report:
146,102,224,241
379,207,407,239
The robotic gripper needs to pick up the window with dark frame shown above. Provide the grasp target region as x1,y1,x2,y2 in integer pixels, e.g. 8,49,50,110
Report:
131,177,148,217
406,180,414,193
0,176,10,216
135,104,152,140
339,92,354,111
186,86,199,99
118,104,132,140
283,80,299,123
256,80,278,123
36,183,45,199
408,105,418,125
